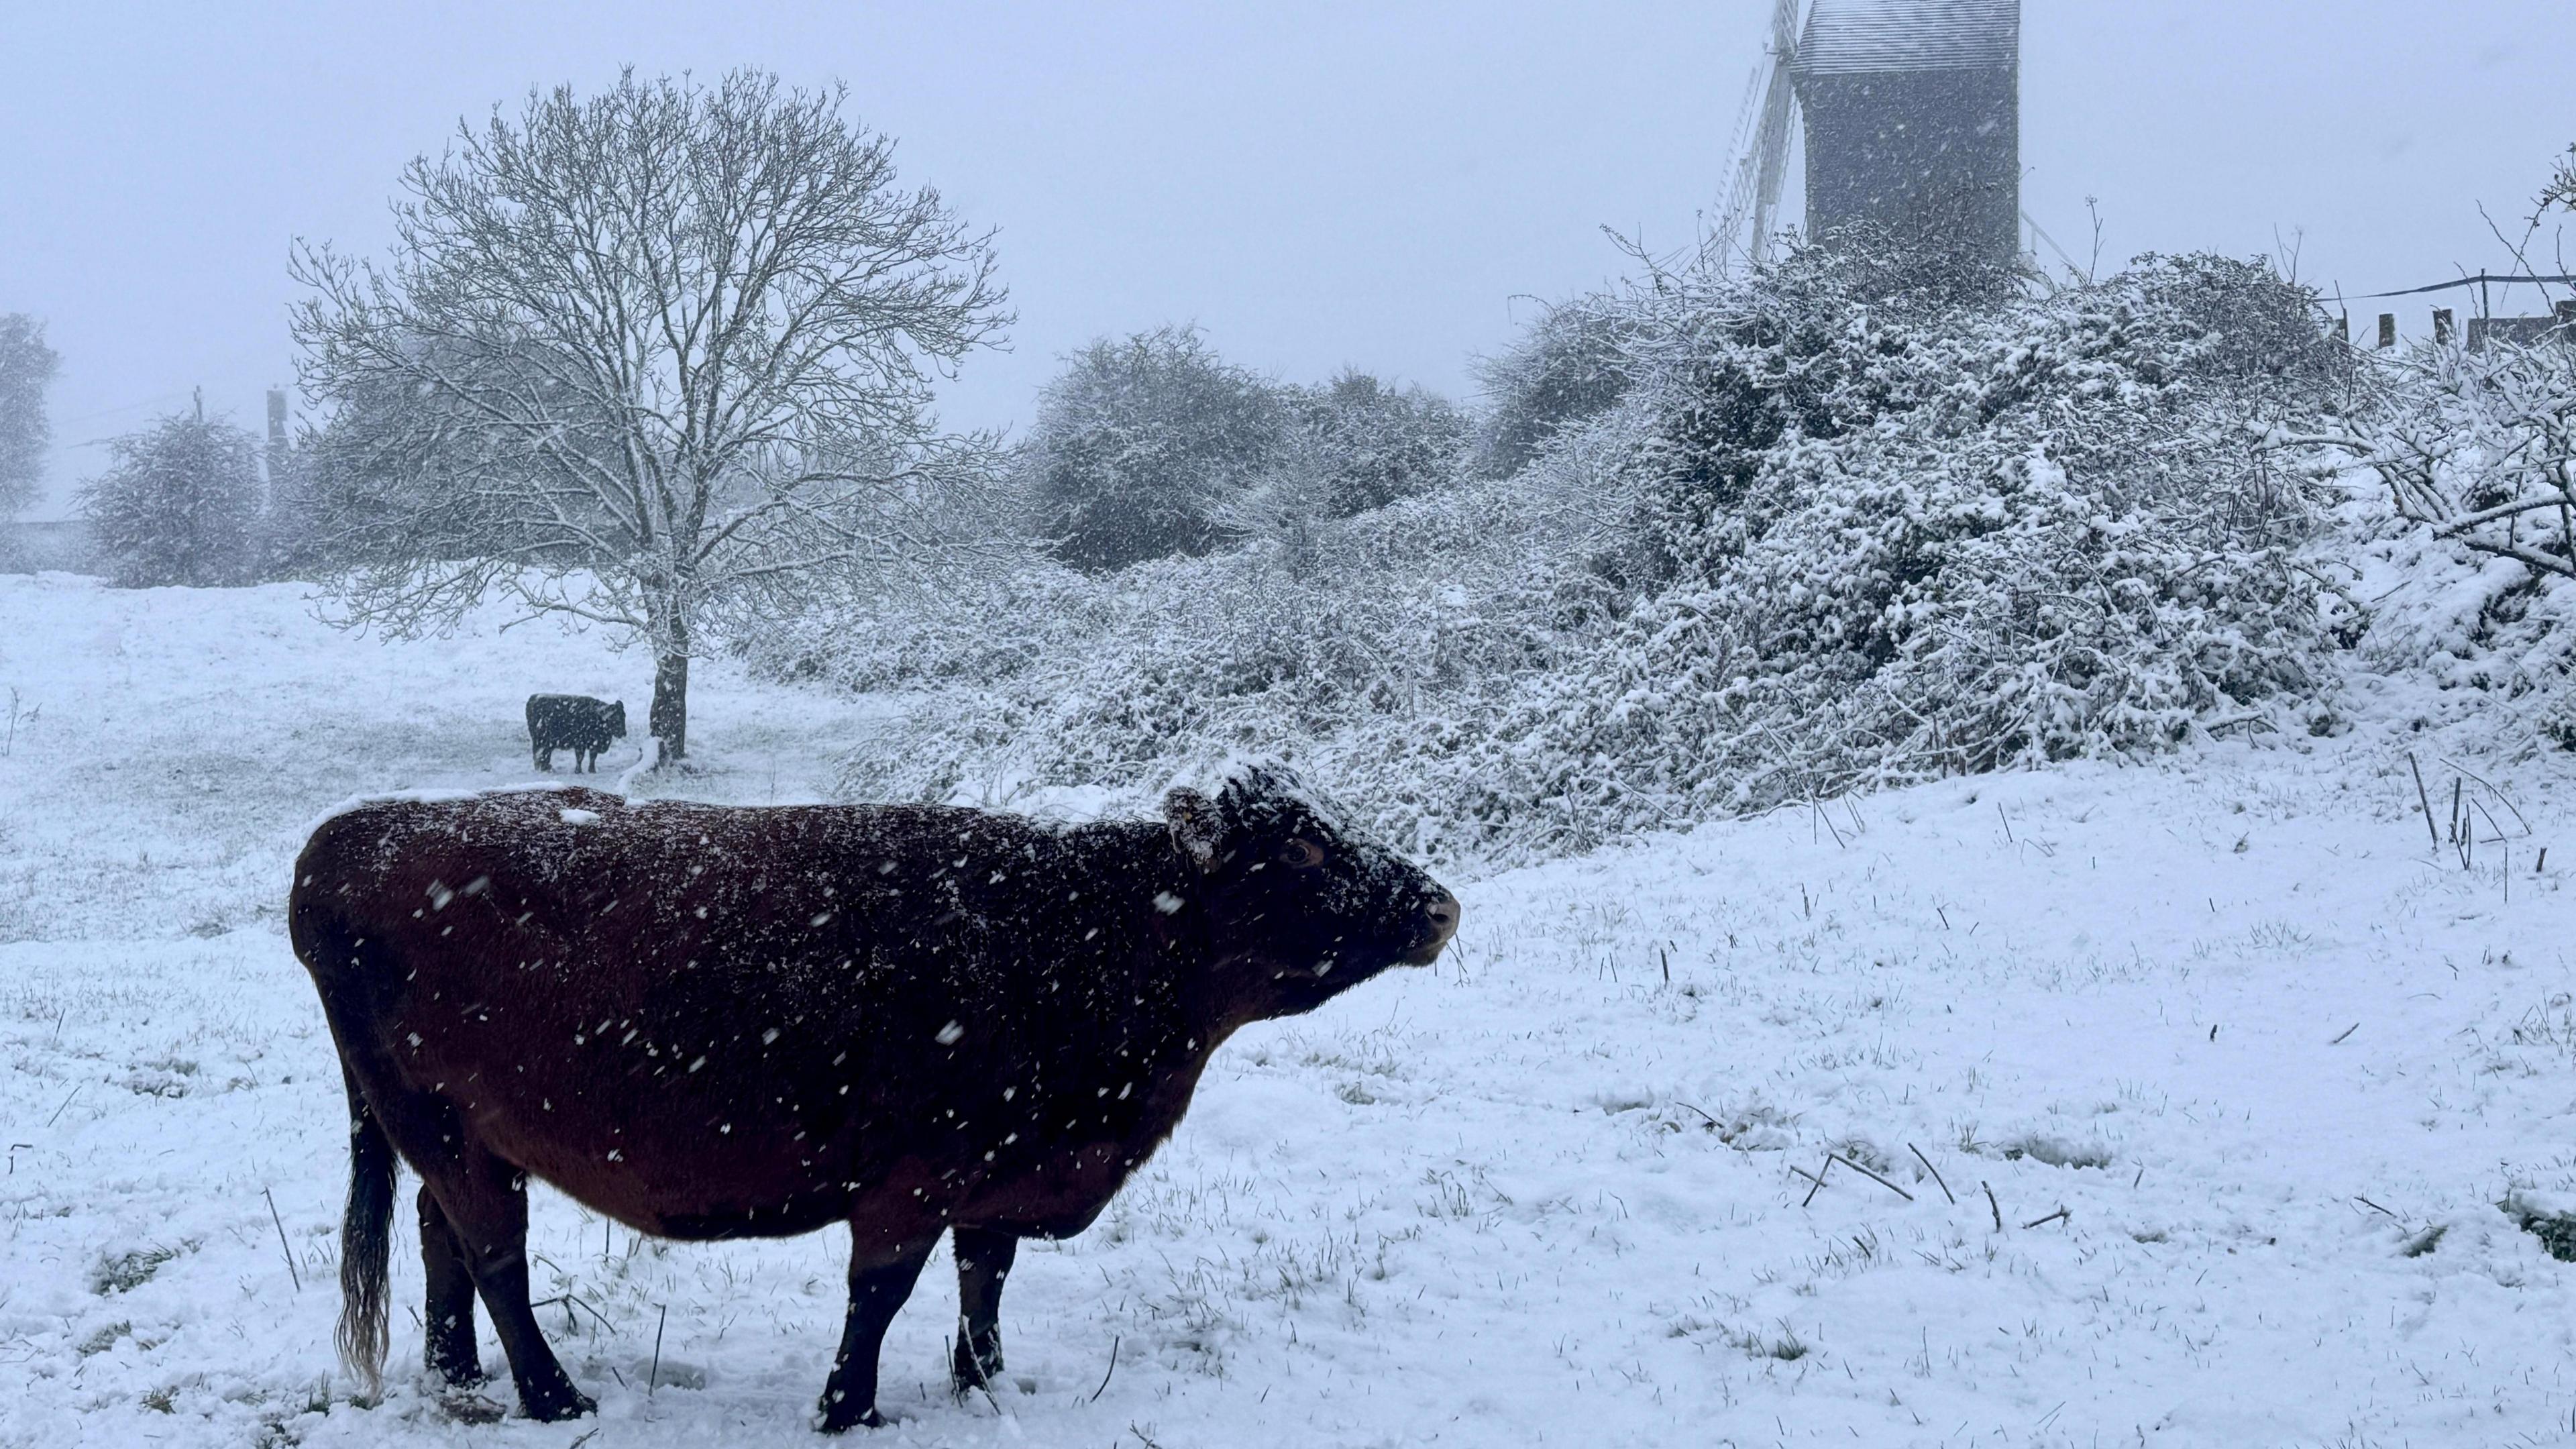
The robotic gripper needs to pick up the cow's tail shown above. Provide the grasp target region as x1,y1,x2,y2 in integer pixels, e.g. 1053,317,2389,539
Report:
335,1070,396,1398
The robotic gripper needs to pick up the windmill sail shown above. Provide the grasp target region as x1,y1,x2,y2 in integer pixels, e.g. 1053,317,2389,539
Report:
1743,0,1803,264
1715,0,1803,270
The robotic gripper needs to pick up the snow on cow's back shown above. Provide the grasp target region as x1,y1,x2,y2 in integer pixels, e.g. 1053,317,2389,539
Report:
299,780,590,844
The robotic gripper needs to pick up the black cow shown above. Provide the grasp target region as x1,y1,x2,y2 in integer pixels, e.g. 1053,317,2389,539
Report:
286,765,1458,1430
524,694,626,773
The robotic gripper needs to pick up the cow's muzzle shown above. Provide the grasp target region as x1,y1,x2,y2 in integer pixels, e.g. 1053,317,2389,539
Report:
1400,890,1462,965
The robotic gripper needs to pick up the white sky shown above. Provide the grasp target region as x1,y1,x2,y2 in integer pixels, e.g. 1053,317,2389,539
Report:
3,1,2571,517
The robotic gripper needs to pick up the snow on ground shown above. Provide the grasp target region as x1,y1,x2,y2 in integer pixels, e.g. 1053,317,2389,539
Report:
5,572,2576,1448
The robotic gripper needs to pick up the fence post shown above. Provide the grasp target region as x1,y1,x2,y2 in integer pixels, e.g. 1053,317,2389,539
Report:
2377,313,2398,349
2432,307,2454,345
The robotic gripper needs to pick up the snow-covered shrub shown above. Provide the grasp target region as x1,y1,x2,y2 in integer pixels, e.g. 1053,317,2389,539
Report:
805,244,2353,867
2307,336,2576,749
0,313,60,523
1470,293,1633,478
790,468,1614,816
1020,331,1474,574
1347,250,2351,858
1022,326,1289,572
77,409,266,588
1285,370,1471,517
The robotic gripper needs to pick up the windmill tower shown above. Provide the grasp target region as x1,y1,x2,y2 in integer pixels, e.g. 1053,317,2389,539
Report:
1717,0,2021,272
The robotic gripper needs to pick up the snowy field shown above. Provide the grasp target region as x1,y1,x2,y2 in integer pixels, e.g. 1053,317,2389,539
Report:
6,572,2576,1448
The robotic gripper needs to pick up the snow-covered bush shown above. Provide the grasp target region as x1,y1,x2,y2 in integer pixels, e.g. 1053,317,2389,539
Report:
1285,370,1471,517
1470,294,1633,478
2306,335,2576,750
1023,326,1290,572
0,313,60,523
77,408,266,588
1390,250,2351,845
800,244,2354,867
755,466,1613,813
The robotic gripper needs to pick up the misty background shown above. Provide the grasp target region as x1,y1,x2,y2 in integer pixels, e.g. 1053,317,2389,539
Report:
2,0,2568,519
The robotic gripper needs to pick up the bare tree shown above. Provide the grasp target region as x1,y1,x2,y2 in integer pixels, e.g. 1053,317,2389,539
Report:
292,68,1008,762
2544,143,2576,216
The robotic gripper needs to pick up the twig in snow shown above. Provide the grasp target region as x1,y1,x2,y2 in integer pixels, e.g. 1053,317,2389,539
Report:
531,1293,618,1334
2408,753,2439,849
1676,1101,1721,1131
264,1186,301,1293
1813,798,1846,849
2436,755,2533,835
1828,1152,1915,1202
1982,1181,2002,1232
46,1086,79,1128
2022,1207,2070,1230
1908,1144,1955,1205
2330,1022,2361,1045
2354,1195,2398,1220
1801,1154,1835,1207
1091,1334,1121,1403
649,1303,667,1395
1997,801,2014,843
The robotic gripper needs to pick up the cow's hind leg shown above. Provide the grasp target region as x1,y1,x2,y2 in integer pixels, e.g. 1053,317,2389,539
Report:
950,1226,1016,1395
423,1141,592,1421
418,1186,484,1386
818,1238,935,1432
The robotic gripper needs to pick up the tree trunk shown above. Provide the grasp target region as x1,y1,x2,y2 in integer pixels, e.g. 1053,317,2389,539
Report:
649,614,690,764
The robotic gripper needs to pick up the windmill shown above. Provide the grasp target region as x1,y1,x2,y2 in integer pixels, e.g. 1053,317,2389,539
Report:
1715,0,2023,273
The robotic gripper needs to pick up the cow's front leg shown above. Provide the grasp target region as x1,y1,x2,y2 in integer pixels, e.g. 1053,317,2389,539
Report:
818,1238,934,1432
950,1226,1017,1395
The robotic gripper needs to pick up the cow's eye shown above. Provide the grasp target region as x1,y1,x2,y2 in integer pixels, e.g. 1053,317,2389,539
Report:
1279,839,1326,869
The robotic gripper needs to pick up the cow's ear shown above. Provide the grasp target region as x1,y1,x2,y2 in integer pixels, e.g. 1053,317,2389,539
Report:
1164,788,1222,873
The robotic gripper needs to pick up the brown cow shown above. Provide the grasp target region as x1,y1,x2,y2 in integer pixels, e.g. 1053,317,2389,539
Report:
286,766,1458,1430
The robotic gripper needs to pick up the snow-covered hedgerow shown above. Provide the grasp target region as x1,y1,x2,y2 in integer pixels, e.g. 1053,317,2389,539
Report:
750,463,1614,812
2304,336,2576,752
1355,250,2355,859
782,246,2356,867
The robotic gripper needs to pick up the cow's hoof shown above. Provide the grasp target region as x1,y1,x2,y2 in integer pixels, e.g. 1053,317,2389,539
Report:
435,1388,507,1425
519,1385,594,1423
950,1331,1004,1398
429,1362,488,1391
817,1397,888,1433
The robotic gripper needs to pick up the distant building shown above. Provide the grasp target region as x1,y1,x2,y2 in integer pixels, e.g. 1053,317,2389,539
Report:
1792,0,2021,269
